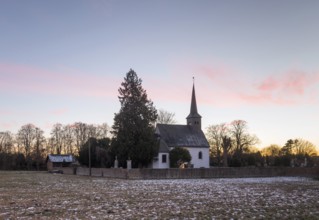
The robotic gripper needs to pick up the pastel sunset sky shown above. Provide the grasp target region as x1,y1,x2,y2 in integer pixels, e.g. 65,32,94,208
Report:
1,0,319,148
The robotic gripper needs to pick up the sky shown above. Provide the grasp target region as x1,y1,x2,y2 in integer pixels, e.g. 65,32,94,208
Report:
1,0,319,149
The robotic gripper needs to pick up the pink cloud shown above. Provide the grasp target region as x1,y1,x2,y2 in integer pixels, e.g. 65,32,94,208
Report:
197,65,227,81
258,77,278,91
141,61,245,107
252,69,319,105
0,121,19,131
183,62,319,107
2,62,318,108
0,109,14,116
145,81,189,104
238,93,296,106
51,108,68,116
185,62,240,89
42,122,55,131
142,61,244,107
258,70,319,95
0,62,119,99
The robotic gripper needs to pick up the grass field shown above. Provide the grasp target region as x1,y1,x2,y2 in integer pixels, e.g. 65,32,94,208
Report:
0,171,318,219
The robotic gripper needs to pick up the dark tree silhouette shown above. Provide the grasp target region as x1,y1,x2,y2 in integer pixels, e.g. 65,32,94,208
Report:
169,147,192,168
111,69,158,168
17,124,36,170
206,123,228,166
230,120,259,156
222,135,232,167
78,137,111,168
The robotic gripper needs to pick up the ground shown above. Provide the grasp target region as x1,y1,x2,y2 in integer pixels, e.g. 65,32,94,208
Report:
0,171,318,219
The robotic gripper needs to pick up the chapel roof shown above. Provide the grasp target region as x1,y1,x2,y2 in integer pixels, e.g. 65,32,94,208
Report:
158,139,170,153
156,124,209,148
47,154,75,163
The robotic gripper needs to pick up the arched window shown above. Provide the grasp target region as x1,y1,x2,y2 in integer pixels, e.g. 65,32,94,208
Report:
198,151,202,159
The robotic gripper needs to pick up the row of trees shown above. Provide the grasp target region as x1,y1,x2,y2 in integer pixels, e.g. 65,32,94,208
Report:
0,122,110,170
261,139,318,167
207,122,318,167
206,120,259,167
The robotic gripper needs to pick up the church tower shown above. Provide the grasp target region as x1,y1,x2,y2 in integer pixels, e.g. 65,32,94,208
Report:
186,82,202,129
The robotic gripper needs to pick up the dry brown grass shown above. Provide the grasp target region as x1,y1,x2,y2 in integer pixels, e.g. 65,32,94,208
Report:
0,171,318,219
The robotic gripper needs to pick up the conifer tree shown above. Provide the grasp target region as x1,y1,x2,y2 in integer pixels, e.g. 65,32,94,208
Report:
112,69,157,168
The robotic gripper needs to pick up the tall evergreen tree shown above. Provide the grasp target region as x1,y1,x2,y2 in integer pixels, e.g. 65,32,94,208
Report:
112,69,158,168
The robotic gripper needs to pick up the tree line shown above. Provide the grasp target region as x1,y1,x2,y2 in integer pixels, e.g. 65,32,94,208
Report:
0,122,110,170
207,122,318,167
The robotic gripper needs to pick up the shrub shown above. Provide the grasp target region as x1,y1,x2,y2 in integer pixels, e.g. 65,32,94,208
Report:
169,147,191,168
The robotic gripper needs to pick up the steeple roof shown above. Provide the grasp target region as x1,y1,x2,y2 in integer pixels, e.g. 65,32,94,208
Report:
187,83,201,119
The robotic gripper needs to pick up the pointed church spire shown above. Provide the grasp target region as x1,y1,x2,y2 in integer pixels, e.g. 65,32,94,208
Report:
187,78,202,129
190,81,198,115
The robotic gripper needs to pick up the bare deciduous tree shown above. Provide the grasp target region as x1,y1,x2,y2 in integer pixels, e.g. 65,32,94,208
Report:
87,124,99,139
157,109,177,124
50,123,64,154
293,139,317,156
48,122,110,156
230,120,259,156
17,124,37,170
34,127,45,170
63,124,74,154
0,131,14,153
46,137,55,155
206,123,228,166
97,123,111,139
222,136,232,167
72,122,89,154
207,120,259,166
261,144,281,157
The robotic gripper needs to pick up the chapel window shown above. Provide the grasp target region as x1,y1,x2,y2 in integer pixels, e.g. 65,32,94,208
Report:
162,154,167,163
198,151,202,159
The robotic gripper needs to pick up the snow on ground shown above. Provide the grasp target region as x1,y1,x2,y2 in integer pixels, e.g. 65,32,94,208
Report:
0,171,318,219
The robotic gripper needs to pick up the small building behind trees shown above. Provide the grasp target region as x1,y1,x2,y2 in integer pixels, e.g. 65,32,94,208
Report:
46,154,77,171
